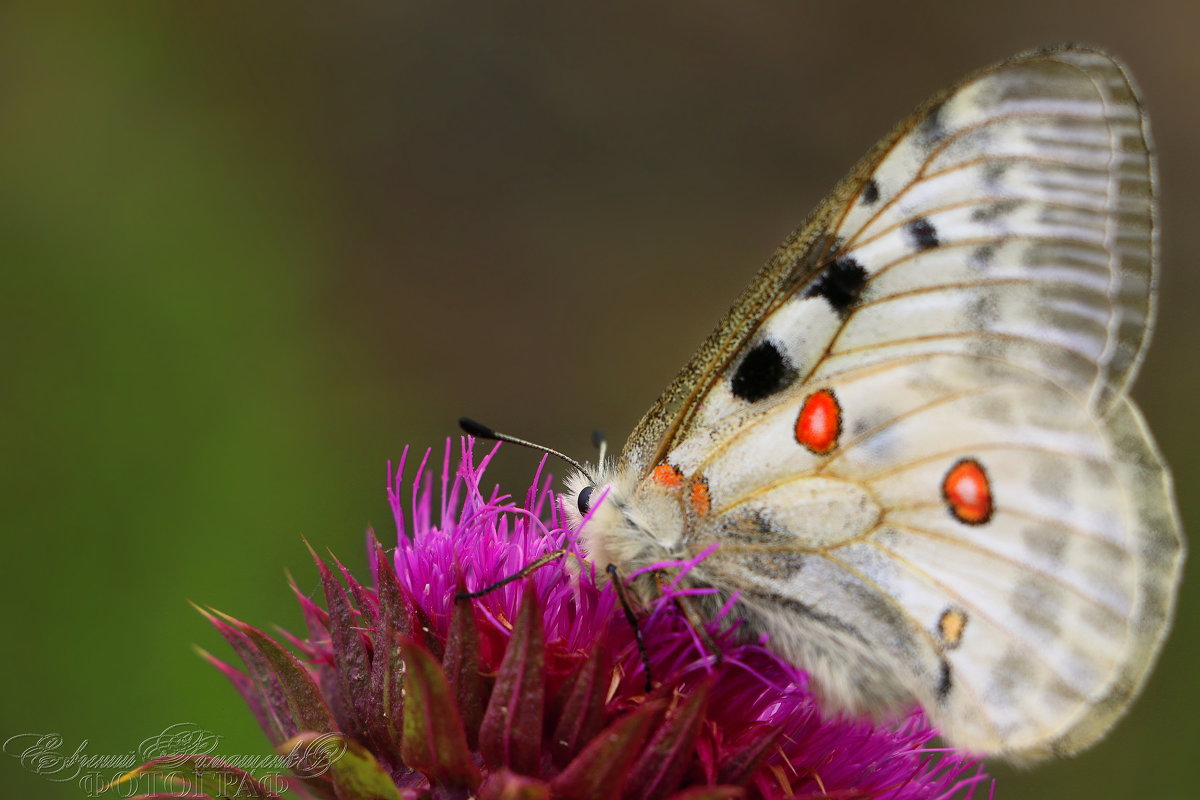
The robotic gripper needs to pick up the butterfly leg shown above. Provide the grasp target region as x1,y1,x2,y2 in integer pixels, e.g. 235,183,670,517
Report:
455,548,568,600
655,570,723,664
608,563,655,693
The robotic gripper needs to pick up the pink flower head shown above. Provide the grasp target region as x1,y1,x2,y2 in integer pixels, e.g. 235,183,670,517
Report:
118,439,991,800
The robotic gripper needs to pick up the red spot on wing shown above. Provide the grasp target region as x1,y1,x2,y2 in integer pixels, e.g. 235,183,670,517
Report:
795,389,841,454
651,462,684,489
690,477,711,516
943,458,993,525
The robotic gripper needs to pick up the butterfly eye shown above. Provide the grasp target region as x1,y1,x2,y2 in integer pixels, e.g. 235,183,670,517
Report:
577,486,595,515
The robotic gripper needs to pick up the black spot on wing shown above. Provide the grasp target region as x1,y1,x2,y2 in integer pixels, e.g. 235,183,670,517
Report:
937,659,953,702
970,243,997,270
984,160,1010,187
731,340,797,402
860,178,880,205
919,101,947,148
972,199,1023,224
906,217,939,251
746,551,807,580
805,256,868,315
723,511,794,545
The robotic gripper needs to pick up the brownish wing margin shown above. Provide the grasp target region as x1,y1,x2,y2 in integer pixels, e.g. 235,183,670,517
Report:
619,47,1091,475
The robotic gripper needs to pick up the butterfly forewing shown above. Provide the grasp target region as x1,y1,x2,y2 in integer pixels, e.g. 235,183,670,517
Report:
823,50,1154,415
580,46,1183,762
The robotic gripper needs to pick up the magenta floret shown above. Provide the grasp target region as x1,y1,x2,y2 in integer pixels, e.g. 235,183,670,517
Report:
119,438,990,800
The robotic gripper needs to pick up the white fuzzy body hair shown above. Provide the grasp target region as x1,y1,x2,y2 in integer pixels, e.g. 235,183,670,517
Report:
563,463,680,597
564,462,921,724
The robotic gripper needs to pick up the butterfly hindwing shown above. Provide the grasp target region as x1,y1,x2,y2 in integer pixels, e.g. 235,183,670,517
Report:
578,46,1183,762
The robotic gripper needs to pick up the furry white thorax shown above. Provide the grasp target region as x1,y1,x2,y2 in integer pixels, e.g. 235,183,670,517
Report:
564,462,683,586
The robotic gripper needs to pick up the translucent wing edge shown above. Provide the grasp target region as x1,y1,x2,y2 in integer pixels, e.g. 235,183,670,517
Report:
1031,398,1185,760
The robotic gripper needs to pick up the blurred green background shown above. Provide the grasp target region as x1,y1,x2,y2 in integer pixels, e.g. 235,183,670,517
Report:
2,2,1196,798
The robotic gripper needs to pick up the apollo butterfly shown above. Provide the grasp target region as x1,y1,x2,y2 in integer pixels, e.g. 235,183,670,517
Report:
556,45,1185,762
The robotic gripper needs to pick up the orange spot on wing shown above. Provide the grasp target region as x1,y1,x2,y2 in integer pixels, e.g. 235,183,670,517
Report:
690,477,711,516
795,389,841,454
938,607,968,649
651,462,684,489
943,458,993,525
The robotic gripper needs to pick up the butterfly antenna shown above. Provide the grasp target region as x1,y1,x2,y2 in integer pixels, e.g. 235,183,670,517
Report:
592,429,608,464
459,417,595,482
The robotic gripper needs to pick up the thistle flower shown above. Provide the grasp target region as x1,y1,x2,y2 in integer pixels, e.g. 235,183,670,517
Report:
119,439,990,800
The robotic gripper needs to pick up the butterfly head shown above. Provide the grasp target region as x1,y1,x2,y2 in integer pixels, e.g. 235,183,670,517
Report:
564,461,684,585
455,418,664,569
563,460,620,529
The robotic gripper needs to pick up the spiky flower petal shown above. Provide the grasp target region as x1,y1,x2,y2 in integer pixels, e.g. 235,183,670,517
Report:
121,440,990,800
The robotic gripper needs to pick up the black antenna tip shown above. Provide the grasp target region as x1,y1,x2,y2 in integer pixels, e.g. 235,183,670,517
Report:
459,417,497,439
592,429,606,449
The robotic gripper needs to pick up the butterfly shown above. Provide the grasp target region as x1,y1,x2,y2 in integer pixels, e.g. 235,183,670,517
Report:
559,45,1185,762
